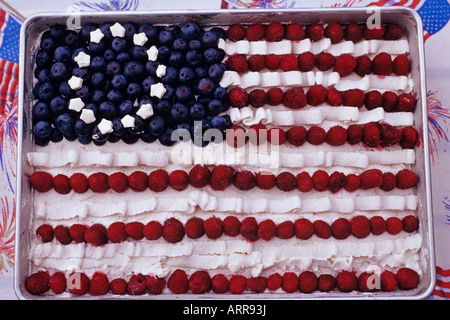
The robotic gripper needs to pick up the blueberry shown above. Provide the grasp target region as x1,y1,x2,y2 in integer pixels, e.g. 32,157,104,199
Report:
203,48,221,65
92,125,109,142
58,81,74,98
91,89,105,104
74,119,93,137
49,127,64,143
191,119,212,147
207,63,226,83
130,45,148,62
148,115,166,136
50,25,65,41
103,48,116,61
112,118,126,136
35,50,52,68
84,103,99,117
210,27,227,39
99,101,117,119
188,39,202,50
213,86,228,101
78,135,92,145
180,21,201,40
99,23,113,41
76,85,90,101
178,67,195,84
54,46,73,63
72,47,88,62
162,84,175,100
201,31,219,48
90,56,107,72
175,85,193,102
142,76,156,93
36,82,56,101
116,52,130,64
111,74,128,91
32,101,50,122
107,89,124,104
50,62,70,81
154,99,171,116
49,96,68,114
138,24,159,42
122,22,137,41
185,50,203,68
140,132,157,143
211,115,228,131
33,121,52,139
195,66,207,79
107,134,121,143
72,67,91,81
168,51,185,68
176,121,192,133
145,60,160,77
55,113,74,134
118,100,134,116
111,37,128,52
123,60,145,81
90,72,107,89
128,115,146,135
189,102,206,120
161,66,178,85
88,40,106,55
196,78,215,97
158,30,174,47
40,36,56,52
172,38,188,52
106,61,122,77
126,82,142,99
158,127,176,146
64,30,79,48
35,136,49,147
170,103,189,124
121,131,140,144
156,45,171,63
35,68,51,83
207,99,223,116
80,23,98,43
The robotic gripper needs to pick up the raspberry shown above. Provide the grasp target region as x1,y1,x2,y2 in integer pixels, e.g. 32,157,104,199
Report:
276,171,297,192
365,90,383,110
286,23,305,40
223,216,241,237
334,54,357,77
328,171,346,193
336,271,358,292
315,52,336,71
49,272,66,294
146,275,166,294
189,164,211,188
30,171,53,192
240,216,259,242
89,272,110,296
297,51,316,72
248,54,266,71
108,172,128,193
25,271,50,295
203,216,223,239
384,23,404,40
36,224,54,242
229,275,247,294
331,218,351,240
325,22,344,43
69,224,87,243
372,52,392,75
88,172,109,193
396,93,416,112
286,126,307,146
265,53,280,70
355,55,372,77
318,274,336,292
351,215,371,239
345,22,363,42
344,173,360,192
392,54,411,75
169,170,189,191
312,170,329,191
370,216,386,235
396,169,418,189
313,220,332,239
143,220,162,240
266,87,284,105
265,22,285,42
256,171,276,190
297,171,313,192
226,54,248,73
54,225,72,244
233,170,256,191
247,276,267,293
258,219,276,241
228,87,249,108
210,165,234,190
226,124,248,148
402,215,418,233
382,91,398,112
276,220,295,239
306,84,328,106
282,272,299,293
69,173,89,193
326,125,347,146
248,123,267,145
189,270,211,294
381,270,397,291
358,272,376,292
396,268,419,290
363,122,381,147
107,221,127,243
279,54,298,71
148,169,169,192
306,23,324,41
380,172,397,191
85,223,108,246
52,174,71,194
327,88,343,106
299,271,318,293
363,24,385,40
127,273,147,295
110,278,127,295
162,218,185,243
246,23,265,41
211,274,229,293
343,89,365,108
184,217,204,239
267,273,283,291
267,127,286,145
227,24,246,41
386,217,403,235
68,272,90,296
249,89,268,108
306,126,326,145
125,221,144,240
380,123,401,146
347,124,363,145
294,218,314,240
359,169,383,189
400,126,419,149
128,170,148,192
283,87,306,109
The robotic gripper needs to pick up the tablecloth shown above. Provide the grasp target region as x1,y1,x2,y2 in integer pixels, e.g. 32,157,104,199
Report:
0,0,448,300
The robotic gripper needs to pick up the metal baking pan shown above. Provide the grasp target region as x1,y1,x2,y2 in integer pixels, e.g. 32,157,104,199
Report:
14,7,435,300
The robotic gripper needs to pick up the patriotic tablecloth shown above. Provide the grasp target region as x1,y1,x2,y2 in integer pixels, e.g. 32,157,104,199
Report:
0,0,449,300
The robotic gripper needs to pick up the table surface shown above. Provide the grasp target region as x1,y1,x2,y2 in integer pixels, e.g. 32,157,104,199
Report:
0,0,449,300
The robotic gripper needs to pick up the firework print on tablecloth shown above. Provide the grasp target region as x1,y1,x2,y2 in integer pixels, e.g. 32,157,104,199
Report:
427,90,450,165
74,0,139,11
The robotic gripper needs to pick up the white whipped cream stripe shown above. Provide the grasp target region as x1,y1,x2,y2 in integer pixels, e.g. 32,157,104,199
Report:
29,233,422,279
